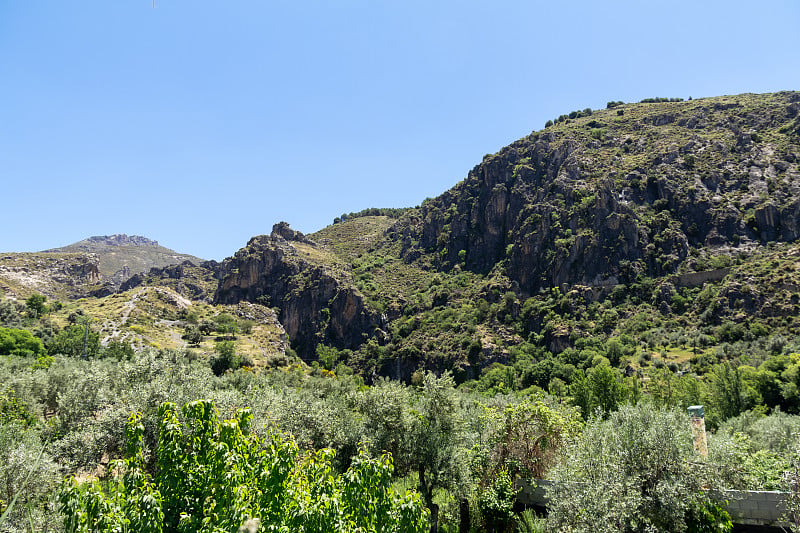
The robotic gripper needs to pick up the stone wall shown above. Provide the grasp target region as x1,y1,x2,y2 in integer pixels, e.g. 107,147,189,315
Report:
518,480,792,528
671,267,730,288
720,490,789,527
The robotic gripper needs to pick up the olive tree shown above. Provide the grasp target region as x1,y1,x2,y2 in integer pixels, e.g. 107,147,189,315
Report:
410,371,469,532
0,423,61,531
546,403,732,533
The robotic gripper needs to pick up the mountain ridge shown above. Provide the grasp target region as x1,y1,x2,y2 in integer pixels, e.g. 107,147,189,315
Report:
42,233,205,281
4,91,800,384
42,234,163,251
210,91,800,375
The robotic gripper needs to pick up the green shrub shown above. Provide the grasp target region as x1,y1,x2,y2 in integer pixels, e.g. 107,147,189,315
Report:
0,326,45,357
211,340,239,375
477,468,516,532
686,499,733,533
47,324,100,358
181,324,203,345
25,294,48,318
547,404,731,532
785,440,800,531
103,339,135,360
59,400,429,532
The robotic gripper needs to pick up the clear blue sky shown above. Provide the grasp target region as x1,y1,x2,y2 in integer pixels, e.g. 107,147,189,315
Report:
2,1,799,260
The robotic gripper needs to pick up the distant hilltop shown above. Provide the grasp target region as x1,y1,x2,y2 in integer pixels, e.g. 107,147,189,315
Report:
35,234,206,292
84,234,160,247
42,234,160,252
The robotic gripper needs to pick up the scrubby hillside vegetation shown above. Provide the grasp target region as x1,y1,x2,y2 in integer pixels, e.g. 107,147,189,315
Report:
2,92,800,532
215,92,800,407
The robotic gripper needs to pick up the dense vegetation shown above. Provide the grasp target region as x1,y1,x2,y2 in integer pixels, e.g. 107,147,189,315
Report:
59,399,428,532
1,345,798,531
334,207,414,225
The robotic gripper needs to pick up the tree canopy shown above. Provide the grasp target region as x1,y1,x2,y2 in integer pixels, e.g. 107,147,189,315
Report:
59,399,429,533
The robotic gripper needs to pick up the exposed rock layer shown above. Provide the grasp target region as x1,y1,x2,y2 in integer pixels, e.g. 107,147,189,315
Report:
393,91,800,295
214,224,380,357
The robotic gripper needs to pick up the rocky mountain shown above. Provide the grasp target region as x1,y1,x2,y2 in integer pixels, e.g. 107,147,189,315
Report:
119,260,221,303
0,252,101,300
8,91,800,383
393,91,800,294
42,234,205,292
206,92,800,368
0,234,205,301
214,222,382,358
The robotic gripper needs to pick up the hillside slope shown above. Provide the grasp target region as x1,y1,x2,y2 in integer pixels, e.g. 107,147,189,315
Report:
394,91,800,294
0,252,101,300
43,234,205,289
210,92,800,375
12,91,799,384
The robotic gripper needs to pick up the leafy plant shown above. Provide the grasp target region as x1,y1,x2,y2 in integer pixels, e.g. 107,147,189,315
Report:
59,399,429,532
211,340,239,375
0,326,45,357
476,397,581,481
47,324,100,358
686,499,732,533
516,508,548,533
785,439,800,532
477,468,516,532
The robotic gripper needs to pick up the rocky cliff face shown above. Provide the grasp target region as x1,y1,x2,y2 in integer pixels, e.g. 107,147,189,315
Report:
118,260,220,302
393,92,800,295
0,252,101,299
214,223,381,357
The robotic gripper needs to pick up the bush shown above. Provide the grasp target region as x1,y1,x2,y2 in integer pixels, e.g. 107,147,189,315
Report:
47,324,100,358
25,293,48,318
477,468,516,532
198,319,216,336
0,326,45,357
103,339,135,360
0,300,23,327
58,400,429,532
785,439,800,531
213,313,238,337
476,397,581,481
211,340,240,375
181,325,203,345
686,499,733,533
547,403,731,533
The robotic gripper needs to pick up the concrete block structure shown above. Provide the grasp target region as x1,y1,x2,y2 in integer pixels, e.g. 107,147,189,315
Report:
517,480,793,529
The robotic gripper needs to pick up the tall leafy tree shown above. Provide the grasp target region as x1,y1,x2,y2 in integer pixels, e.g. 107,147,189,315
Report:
25,294,47,319
47,324,100,358
410,372,468,532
